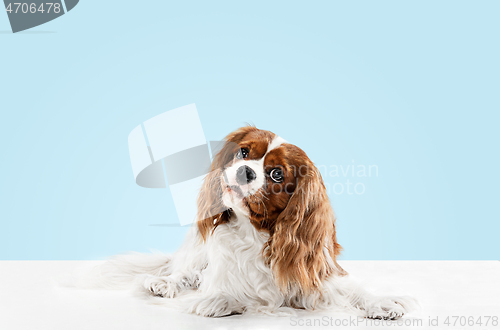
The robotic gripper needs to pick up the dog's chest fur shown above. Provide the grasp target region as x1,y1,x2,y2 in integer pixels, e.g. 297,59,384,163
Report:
200,213,283,303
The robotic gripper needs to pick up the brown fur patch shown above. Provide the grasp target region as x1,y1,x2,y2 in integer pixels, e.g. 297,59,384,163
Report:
261,144,346,294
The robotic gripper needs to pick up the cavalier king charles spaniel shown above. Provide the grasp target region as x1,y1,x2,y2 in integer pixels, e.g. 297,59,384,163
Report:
92,126,415,319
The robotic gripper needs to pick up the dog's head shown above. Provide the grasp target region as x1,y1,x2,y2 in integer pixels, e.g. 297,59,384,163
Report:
197,126,345,293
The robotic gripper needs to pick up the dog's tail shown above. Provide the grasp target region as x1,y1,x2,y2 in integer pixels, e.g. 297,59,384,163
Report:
62,252,172,290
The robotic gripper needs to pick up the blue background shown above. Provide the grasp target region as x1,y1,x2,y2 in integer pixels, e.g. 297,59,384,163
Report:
1,1,498,260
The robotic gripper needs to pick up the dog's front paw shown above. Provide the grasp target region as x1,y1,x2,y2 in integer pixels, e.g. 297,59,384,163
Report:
188,293,243,317
143,276,179,298
365,297,414,320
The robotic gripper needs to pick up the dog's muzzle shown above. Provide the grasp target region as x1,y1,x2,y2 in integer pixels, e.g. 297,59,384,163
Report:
235,165,256,185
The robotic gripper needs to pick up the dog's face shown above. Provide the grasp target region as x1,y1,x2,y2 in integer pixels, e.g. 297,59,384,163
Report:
220,130,302,225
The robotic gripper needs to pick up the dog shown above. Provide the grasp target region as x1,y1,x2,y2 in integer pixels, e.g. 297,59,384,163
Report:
90,126,416,319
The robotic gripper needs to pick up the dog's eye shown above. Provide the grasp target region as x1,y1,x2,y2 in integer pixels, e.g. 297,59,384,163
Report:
236,148,249,159
269,168,284,183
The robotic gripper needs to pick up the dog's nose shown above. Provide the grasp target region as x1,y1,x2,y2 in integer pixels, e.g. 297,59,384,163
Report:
236,165,256,185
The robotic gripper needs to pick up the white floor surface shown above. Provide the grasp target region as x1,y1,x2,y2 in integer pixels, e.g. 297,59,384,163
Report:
0,260,499,330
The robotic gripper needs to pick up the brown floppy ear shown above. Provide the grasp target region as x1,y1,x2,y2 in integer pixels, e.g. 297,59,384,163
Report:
197,126,259,241
264,161,346,294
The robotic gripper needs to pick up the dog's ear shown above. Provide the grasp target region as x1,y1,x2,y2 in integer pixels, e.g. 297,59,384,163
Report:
264,160,346,294
197,126,259,241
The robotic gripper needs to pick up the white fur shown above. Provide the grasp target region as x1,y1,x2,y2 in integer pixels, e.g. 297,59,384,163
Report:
267,136,286,151
84,211,416,318
79,136,417,318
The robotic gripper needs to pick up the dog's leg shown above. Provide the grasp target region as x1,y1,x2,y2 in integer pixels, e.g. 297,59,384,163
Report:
142,226,207,298
362,295,415,320
311,276,417,320
143,271,201,298
186,292,244,317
